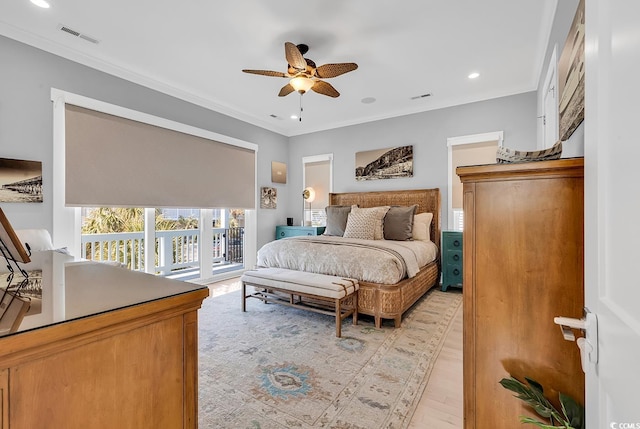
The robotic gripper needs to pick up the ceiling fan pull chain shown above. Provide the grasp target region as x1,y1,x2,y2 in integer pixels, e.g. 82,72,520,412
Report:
299,93,303,122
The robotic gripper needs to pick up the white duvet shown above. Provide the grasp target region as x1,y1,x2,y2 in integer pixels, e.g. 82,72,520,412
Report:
256,235,438,285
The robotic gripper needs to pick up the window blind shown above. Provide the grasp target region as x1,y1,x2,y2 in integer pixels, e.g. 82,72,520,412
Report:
64,104,255,209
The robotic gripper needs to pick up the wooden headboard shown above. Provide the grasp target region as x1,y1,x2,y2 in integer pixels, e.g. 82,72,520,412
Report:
329,188,441,250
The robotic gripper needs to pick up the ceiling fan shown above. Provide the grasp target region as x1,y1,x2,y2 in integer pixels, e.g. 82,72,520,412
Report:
242,42,358,105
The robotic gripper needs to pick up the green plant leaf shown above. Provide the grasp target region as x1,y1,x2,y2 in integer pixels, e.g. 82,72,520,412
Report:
525,377,545,394
500,377,556,419
559,392,585,429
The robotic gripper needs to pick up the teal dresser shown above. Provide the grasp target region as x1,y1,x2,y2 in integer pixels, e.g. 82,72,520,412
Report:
441,230,463,291
275,225,325,240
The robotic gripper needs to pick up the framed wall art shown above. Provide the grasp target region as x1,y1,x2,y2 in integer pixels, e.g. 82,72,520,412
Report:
355,145,413,181
0,158,43,203
271,161,287,184
558,0,585,141
260,187,277,209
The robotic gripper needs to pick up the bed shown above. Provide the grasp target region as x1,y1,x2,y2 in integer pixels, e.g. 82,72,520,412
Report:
257,188,441,328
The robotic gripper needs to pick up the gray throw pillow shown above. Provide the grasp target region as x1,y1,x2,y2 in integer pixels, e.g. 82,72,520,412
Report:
384,205,418,240
324,205,352,236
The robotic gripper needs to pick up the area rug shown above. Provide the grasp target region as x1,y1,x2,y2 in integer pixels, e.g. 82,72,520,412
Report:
198,281,462,429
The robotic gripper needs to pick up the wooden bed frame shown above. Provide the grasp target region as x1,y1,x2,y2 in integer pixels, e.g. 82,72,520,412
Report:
329,188,441,328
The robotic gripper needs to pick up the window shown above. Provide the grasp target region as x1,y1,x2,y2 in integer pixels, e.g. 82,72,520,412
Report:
52,88,258,279
303,154,333,227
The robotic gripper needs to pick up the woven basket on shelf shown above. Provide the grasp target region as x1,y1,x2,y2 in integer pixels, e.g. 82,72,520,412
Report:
496,140,563,164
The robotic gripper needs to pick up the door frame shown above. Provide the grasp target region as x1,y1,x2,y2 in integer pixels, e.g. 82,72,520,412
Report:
447,131,503,229
540,45,559,149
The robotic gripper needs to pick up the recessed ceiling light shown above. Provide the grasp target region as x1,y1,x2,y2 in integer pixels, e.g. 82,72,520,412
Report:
30,0,50,8
290,115,298,120
468,72,480,79
361,97,376,104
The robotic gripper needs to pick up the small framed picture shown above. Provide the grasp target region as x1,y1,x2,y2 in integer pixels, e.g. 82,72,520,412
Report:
260,187,277,209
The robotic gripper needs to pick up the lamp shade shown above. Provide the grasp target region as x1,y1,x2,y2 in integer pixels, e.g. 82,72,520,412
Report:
290,76,314,93
302,187,316,203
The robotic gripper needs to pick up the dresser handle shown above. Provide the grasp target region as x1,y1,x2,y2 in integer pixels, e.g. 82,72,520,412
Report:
280,232,285,237
453,240,460,247
453,254,460,261
453,268,460,275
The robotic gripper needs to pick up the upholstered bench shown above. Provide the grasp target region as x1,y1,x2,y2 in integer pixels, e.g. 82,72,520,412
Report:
241,267,359,337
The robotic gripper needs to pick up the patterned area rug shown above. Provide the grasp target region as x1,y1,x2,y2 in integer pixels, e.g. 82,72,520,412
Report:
198,281,462,429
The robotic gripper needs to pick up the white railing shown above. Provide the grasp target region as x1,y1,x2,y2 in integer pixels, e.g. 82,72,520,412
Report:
80,228,229,275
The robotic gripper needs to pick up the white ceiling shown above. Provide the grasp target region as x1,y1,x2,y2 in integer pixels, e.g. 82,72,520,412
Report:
0,0,557,137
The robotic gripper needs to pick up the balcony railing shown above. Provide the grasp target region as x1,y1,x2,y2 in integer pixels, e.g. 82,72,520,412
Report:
80,227,244,276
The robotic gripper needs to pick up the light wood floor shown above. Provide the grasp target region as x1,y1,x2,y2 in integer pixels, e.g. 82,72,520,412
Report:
408,302,463,428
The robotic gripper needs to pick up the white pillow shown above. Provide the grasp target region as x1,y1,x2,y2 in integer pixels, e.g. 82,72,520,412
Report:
15,229,54,252
350,205,390,240
343,211,377,240
412,212,433,241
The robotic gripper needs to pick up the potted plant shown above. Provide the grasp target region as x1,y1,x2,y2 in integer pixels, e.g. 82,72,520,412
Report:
499,376,584,429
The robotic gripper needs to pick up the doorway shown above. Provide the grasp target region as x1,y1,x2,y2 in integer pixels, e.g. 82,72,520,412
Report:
447,131,503,230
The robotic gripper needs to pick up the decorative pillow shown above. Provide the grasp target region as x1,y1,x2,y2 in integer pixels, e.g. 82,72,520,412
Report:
412,212,433,241
384,205,417,241
351,205,390,239
323,205,352,236
343,210,377,240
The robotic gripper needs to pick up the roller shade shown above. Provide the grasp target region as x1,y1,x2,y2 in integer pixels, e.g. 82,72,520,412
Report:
65,104,255,209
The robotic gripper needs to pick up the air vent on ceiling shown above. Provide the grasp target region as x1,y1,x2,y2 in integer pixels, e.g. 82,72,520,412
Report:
410,93,432,100
269,114,284,120
58,24,100,44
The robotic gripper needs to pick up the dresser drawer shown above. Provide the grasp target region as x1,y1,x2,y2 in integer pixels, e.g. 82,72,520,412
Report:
445,249,462,265
442,233,463,250
445,263,463,282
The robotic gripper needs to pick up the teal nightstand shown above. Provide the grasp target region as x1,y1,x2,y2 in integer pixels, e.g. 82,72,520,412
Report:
275,225,325,240
441,230,463,292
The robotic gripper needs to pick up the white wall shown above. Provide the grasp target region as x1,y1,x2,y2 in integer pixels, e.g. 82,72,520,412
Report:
0,35,289,248
287,92,538,230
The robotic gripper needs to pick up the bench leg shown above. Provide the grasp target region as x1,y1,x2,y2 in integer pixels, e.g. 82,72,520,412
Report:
242,282,246,312
352,291,358,326
335,298,342,338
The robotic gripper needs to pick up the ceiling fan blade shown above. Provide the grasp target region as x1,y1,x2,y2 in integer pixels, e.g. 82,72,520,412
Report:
311,80,340,98
242,69,289,78
285,42,306,71
315,63,358,78
278,83,295,97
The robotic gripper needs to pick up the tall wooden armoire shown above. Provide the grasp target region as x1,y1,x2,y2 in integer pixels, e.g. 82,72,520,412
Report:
457,158,584,429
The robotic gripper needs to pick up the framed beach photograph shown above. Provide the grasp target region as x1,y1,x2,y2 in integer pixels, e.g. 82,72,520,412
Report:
558,0,585,141
355,145,413,181
0,158,43,203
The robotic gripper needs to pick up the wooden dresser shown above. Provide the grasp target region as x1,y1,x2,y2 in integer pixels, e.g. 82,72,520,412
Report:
457,158,584,429
0,251,209,428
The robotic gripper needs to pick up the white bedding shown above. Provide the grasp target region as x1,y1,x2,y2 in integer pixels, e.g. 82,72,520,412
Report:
256,235,438,285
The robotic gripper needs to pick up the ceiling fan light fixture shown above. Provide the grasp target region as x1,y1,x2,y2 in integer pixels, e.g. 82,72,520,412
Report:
290,76,314,94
